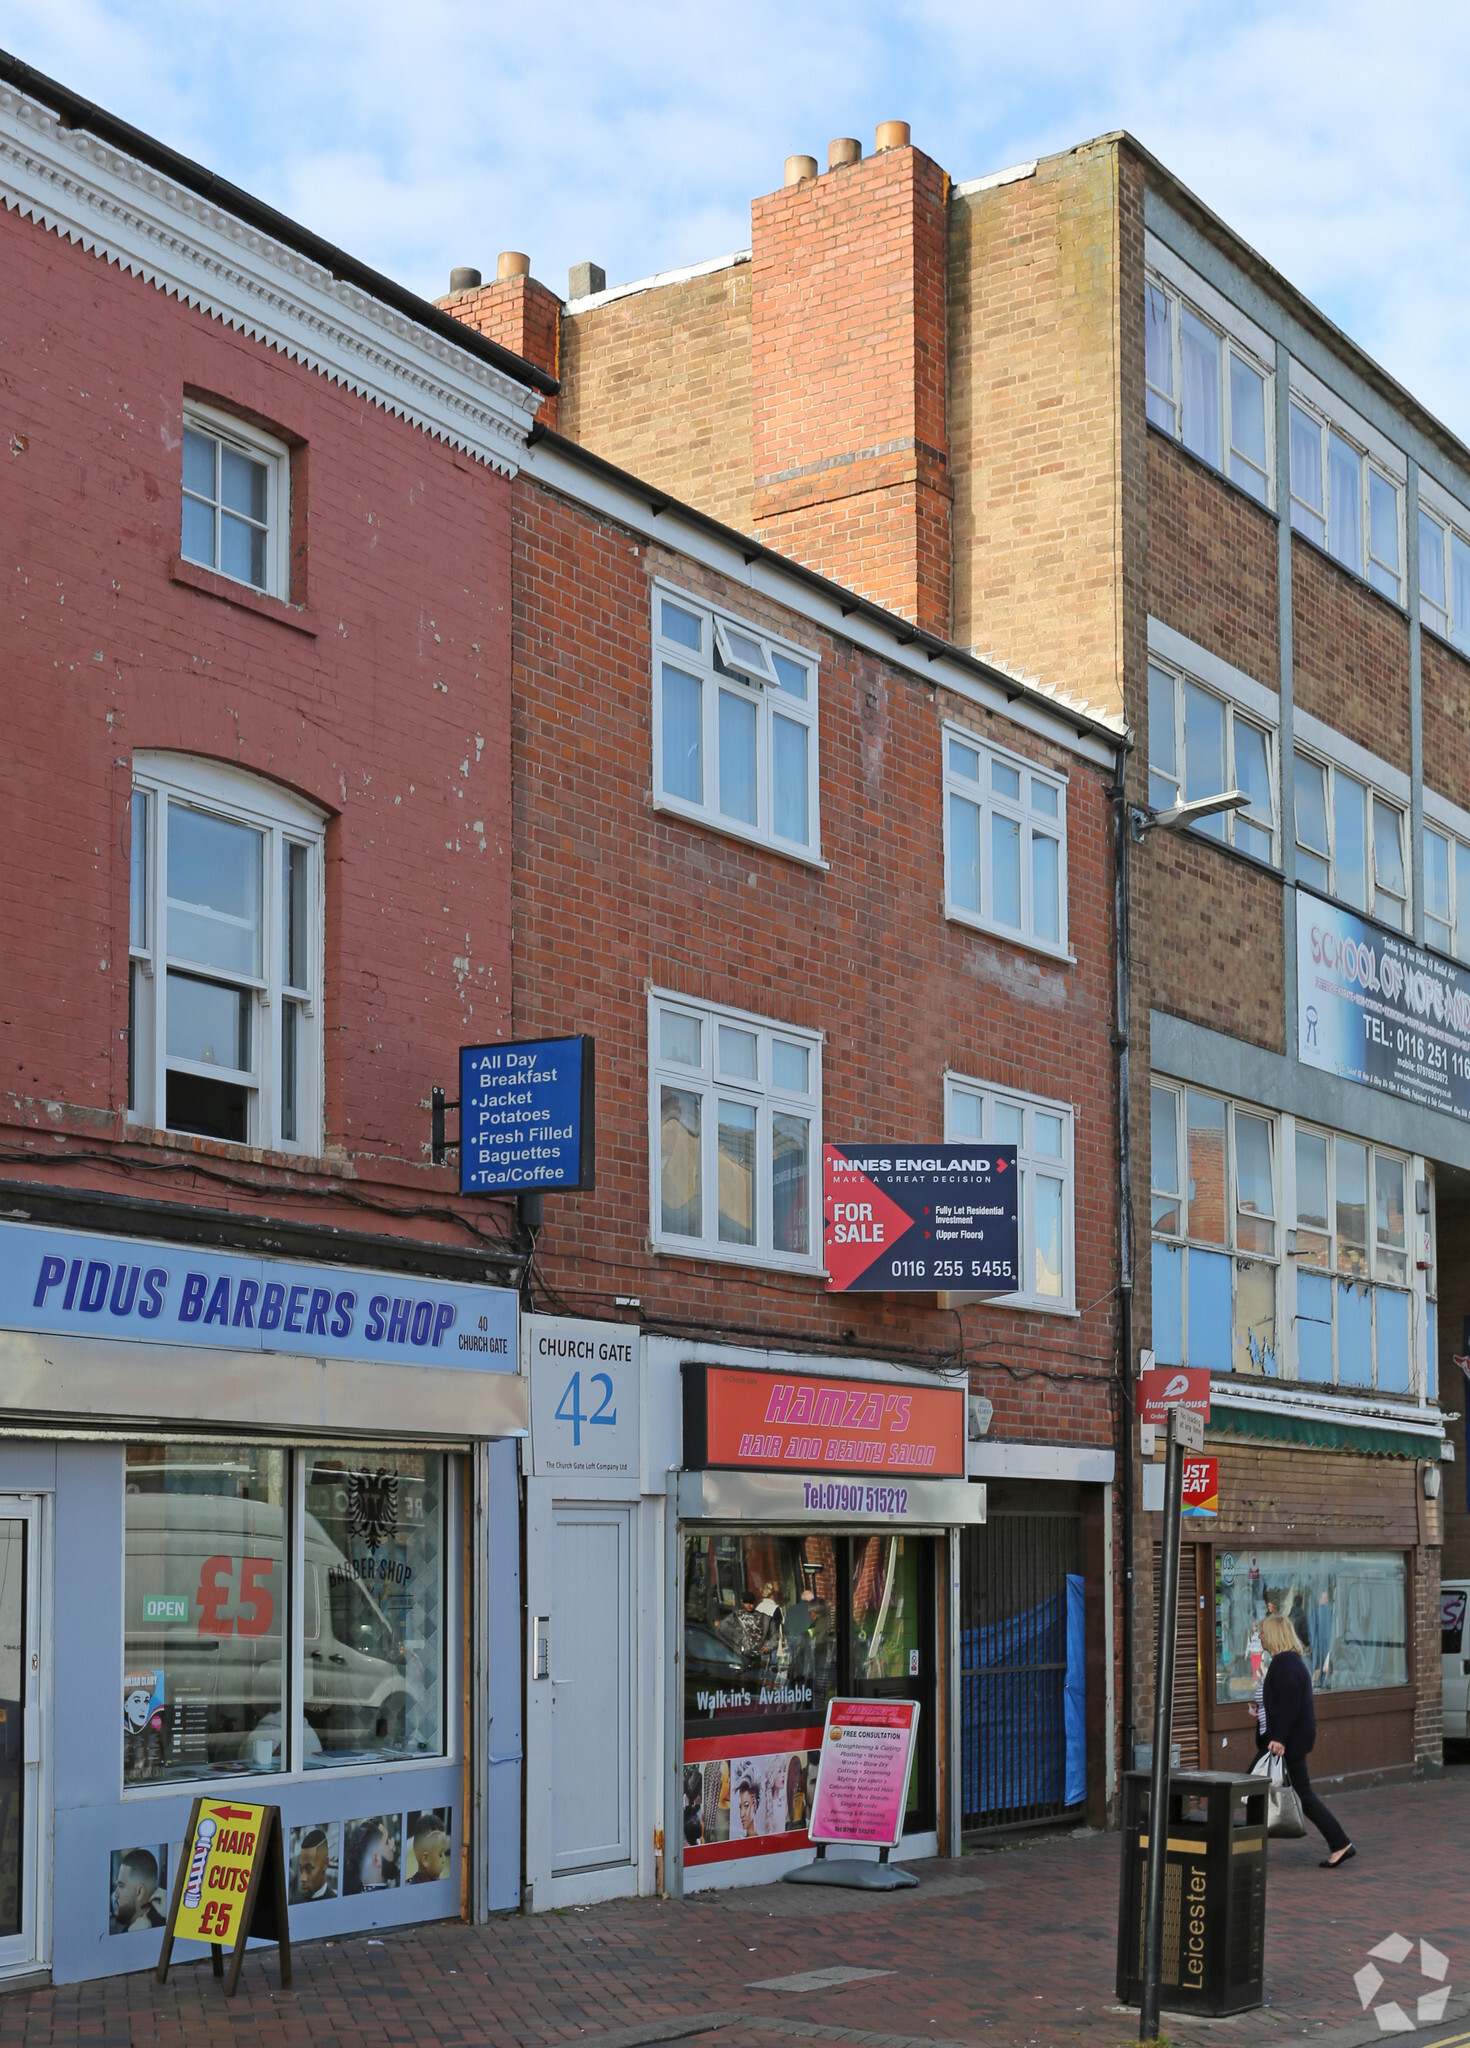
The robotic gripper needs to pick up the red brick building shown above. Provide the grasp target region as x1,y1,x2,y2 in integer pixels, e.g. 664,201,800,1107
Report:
455,118,1460,1807
0,55,548,1981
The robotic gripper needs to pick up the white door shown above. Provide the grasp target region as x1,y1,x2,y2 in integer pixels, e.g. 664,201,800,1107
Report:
550,1506,632,1874
0,1502,44,1973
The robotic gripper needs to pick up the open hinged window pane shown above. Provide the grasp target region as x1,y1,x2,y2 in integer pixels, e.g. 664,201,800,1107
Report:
713,616,779,686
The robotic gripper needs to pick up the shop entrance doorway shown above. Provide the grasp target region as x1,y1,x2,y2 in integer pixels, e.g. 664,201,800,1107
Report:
550,1504,633,1877
959,1490,1084,1835
0,1502,44,1974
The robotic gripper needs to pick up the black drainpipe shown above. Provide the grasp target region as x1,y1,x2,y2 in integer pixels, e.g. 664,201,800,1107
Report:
1113,743,1136,1786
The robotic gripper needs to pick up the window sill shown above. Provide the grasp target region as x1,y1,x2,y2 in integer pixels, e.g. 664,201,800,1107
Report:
170,556,319,636
122,1751,453,1801
943,908,1074,965
1292,876,1412,946
124,1119,335,1173
937,1291,1079,1316
1149,826,1283,884
1146,421,1280,523
1287,525,1407,619
652,1239,826,1279
650,794,830,870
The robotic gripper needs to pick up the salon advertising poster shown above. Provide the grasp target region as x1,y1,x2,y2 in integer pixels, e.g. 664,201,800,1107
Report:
808,1698,919,1850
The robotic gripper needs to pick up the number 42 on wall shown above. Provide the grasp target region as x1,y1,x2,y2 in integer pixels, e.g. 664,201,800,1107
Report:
555,1371,616,1446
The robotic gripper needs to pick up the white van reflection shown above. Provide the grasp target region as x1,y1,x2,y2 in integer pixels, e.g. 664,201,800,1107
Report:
125,1493,419,1777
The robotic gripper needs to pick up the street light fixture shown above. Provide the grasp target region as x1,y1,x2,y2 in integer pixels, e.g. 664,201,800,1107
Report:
1131,789,1250,841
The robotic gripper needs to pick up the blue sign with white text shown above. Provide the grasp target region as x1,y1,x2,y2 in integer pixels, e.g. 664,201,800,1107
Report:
0,1220,517,1368
460,1035,596,1194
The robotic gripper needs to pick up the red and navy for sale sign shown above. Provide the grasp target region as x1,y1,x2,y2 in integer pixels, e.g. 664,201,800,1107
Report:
823,1143,1019,1293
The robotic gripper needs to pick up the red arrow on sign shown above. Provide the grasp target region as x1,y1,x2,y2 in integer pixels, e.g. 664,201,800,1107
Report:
205,1804,258,1820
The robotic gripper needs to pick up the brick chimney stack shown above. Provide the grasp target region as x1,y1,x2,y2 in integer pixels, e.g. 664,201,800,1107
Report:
440,253,561,426
750,124,951,635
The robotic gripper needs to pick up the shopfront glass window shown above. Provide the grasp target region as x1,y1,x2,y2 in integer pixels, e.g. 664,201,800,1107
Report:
1213,1548,1407,1704
123,1444,287,1785
303,1451,445,1767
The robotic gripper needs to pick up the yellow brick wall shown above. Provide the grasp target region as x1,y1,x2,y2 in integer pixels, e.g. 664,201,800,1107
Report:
558,266,754,533
947,143,1126,722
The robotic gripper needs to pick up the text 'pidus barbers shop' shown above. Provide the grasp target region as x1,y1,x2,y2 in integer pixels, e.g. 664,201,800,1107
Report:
0,1216,524,1983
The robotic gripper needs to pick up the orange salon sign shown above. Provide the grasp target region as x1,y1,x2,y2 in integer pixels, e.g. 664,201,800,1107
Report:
686,1365,965,1479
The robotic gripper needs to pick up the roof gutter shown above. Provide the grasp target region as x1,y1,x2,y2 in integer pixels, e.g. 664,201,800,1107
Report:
525,423,1128,752
0,47,559,400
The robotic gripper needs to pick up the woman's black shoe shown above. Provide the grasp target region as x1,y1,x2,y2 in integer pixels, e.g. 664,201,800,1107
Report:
1321,1844,1356,1868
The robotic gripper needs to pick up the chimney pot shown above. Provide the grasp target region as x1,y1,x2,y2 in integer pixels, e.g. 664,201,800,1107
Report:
828,138,862,169
448,266,482,294
496,251,531,281
568,261,607,301
784,154,819,187
874,120,911,152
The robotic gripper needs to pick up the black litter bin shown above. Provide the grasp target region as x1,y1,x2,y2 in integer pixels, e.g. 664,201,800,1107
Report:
1116,1769,1268,2016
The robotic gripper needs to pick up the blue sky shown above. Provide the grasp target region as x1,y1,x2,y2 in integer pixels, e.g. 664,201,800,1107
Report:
5,0,1469,441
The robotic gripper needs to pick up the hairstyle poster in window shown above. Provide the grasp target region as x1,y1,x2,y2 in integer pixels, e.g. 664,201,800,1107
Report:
343,1813,401,1895
288,1821,339,1906
681,1745,819,1859
109,1843,169,1935
406,1808,453,1885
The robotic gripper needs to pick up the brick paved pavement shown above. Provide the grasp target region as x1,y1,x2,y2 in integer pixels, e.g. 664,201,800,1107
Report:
4,1773,1467,2048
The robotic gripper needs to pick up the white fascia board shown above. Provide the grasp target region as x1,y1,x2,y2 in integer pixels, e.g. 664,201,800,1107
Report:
1289,357,1407,484
521,439,1124,771
644,1332,967,1391
1292,706,1411,805
1145,230,1273,369
952,163,1037,199
1210,1380,1443,1440
565,249,751,316
1147,617,1280,727
0,83,539,473
966,1439,1115,1483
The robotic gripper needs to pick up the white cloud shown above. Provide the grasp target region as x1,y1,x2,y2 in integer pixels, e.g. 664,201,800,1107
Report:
5,0,1470,439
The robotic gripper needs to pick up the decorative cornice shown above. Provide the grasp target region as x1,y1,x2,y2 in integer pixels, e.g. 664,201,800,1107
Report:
0,83,541,474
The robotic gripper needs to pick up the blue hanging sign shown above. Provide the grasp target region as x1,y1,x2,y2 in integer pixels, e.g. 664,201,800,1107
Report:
459,1036,596,1195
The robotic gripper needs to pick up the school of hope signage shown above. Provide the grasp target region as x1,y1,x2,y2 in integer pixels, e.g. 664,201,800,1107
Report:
525,1313,640,1493
1297,893,1470,1120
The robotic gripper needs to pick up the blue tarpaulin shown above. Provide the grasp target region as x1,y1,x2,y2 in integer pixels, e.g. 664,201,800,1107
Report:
1064,1571,1086,1806
961,1578,1086,1820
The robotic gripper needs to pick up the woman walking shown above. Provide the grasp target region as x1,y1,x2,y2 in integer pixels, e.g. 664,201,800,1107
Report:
1260,1614,1355,1867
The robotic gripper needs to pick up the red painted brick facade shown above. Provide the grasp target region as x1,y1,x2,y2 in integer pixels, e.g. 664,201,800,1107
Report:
0,201,519,1253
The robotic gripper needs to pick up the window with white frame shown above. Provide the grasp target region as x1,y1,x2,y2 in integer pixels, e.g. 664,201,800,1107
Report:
943,729,1068,953
1292,752,1407,928
1291,1127,1413,1394
1424,820,1470,961
1417,502,1470,652
128,755,324,1152
652,590,819,859
1150,1083,1280,1379
649,993,821,1269
1147,662,1275,860
1288,397,1402,601
1145,276,1271,504
180,404,291,598
946,1078,1075,1310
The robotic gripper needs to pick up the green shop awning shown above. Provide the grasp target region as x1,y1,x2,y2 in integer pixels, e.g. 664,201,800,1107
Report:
1206,1403,1439,1460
